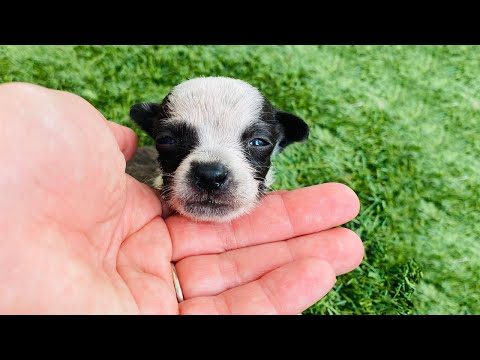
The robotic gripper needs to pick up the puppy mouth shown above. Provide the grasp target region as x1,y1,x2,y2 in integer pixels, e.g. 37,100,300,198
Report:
189,198,231,207
182,198,237,219
164,166,261,221
184,193,234,210
172,189,242,220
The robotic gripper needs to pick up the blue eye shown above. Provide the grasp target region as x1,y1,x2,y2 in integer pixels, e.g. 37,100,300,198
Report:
249,138,270,147
157,136,176,145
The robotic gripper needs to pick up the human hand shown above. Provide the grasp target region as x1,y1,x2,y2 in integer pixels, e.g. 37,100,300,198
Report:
0,83,363,314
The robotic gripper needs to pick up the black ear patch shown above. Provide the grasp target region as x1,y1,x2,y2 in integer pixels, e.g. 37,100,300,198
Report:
130,100,169,137
276,110,310,149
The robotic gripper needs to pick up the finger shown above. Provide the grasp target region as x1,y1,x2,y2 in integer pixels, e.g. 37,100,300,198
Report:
117,217,178,314
167,183,360,261
122,176,164,239
176,227,363,298
106,120,138,162
179,258,336,315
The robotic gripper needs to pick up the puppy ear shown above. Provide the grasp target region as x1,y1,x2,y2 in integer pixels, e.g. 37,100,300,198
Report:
276,110,310,149
130,102,167,137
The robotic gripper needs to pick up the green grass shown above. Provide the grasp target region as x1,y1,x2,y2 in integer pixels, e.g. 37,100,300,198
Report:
1,45,478,314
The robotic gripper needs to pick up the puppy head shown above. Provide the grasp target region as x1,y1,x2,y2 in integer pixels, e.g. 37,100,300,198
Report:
130,76,309,222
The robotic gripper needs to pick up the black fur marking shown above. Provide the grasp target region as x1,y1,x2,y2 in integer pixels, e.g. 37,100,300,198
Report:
241,100,280,184
241,122,278,182
275,110,309,149
155,121,199,198
129,95,199,200
129,93,172,137
240,98,309,189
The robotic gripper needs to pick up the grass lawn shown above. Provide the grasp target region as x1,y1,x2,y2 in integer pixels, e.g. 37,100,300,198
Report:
1,45,478,314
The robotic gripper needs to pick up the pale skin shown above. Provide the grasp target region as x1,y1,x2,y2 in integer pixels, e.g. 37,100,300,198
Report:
0,82,364,314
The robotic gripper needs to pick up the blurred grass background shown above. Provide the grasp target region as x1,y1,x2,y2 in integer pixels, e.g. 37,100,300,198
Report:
0,45,478,314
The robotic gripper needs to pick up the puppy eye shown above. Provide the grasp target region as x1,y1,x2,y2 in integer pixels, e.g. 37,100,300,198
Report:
157,135,176,145
248,138,270,147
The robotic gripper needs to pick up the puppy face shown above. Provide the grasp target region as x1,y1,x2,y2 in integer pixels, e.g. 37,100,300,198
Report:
130,77,309,222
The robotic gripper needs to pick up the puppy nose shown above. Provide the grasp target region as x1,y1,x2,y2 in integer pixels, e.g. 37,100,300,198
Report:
191,162,229,191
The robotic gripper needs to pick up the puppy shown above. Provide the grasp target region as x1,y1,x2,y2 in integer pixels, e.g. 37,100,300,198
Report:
126,76,309,222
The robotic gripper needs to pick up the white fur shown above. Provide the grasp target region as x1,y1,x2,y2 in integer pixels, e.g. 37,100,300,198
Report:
152,175,163,189
264,168,275,189
167,77,264,134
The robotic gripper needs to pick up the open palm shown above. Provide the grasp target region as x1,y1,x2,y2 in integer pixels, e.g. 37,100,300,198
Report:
0,83,363,314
